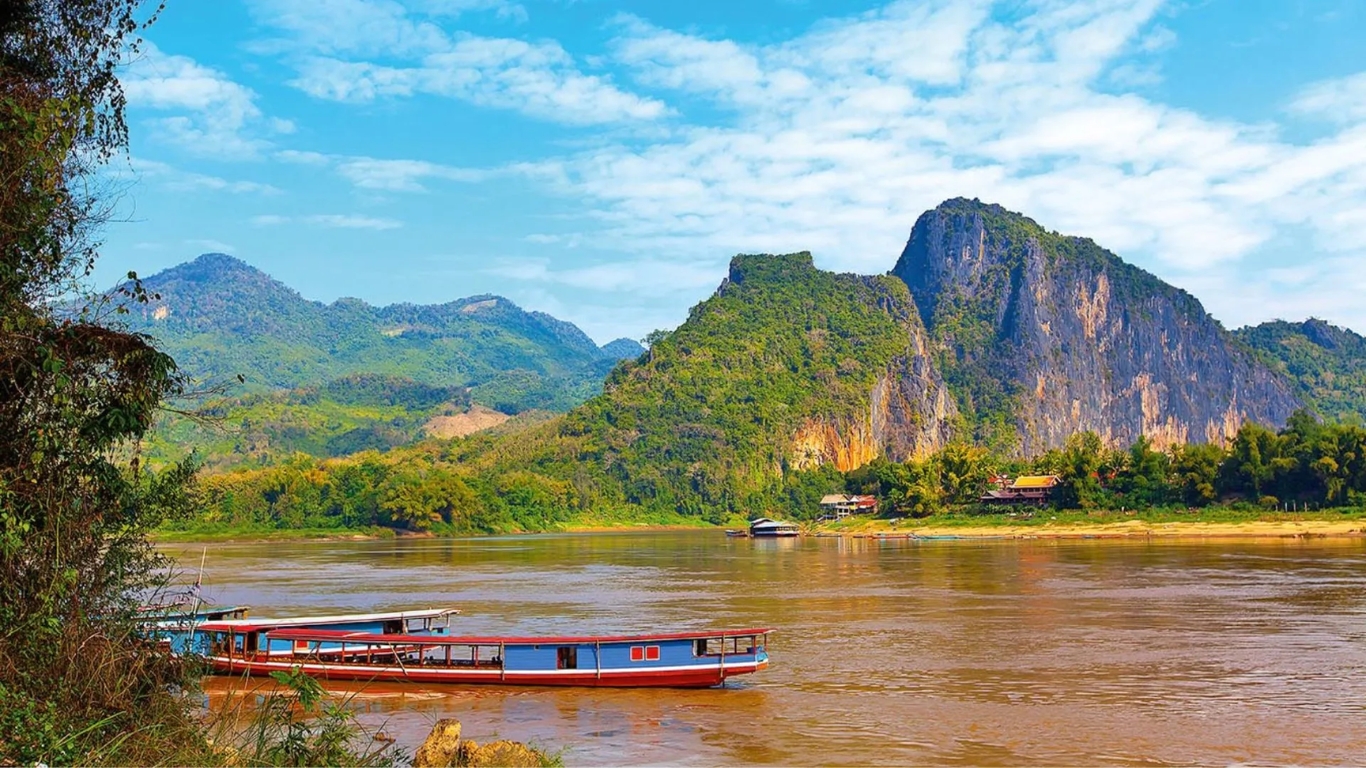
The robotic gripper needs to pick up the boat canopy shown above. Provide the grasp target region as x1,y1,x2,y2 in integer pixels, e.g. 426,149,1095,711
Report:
197,607,459,633
251,626,775,647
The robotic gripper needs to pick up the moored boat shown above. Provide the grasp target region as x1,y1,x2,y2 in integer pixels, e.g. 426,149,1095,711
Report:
163,608,457,656
192,623,772,688
749,517,800,537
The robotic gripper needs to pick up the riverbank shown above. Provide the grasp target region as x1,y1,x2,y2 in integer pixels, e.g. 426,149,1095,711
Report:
156,509,1366,543
817,510,1366,540
154,518,720,544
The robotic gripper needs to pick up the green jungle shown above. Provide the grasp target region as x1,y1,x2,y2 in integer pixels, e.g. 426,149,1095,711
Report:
156,251,1366,539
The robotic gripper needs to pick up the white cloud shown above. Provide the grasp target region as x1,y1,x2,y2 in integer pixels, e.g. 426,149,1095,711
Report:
131,159,281,194
248,213,404,229
474,0,1366,335
307,214,404,230
271,150,488,191
122,43,286,157
486,257,723,296
250,0,664,125
186,238,236,253
1291,71,1366,124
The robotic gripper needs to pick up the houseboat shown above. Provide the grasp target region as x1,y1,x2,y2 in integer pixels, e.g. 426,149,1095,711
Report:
191,622,772,688
161,608,457,656
749,517,800,537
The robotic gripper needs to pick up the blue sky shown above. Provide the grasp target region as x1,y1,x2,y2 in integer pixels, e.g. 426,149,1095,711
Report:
102,0,1366,343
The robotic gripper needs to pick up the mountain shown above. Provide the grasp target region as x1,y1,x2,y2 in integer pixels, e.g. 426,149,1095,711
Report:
569,253,953,497
892,198,1301,455
1235,319,1366,424
150,373,472,470
600,337,647,360
187,200,1364,533
444,251,957,523
124,253,623,414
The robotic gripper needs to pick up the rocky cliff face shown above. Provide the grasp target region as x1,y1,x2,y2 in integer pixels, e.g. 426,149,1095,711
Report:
892,199,1301,455
787,281,957,471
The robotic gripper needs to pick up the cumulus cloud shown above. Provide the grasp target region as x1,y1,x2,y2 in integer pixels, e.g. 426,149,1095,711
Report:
1292,72,1366,124
122,43,286,157
486,257,724,296
272,150,488,191
479,0,1366,333
249,0,665,125
249,213,404,230
131,159,281,195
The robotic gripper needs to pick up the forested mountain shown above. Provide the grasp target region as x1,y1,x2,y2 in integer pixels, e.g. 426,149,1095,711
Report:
894,199,1300,454
175,200,1366,533
123,253,640,413
1235,319,1366,424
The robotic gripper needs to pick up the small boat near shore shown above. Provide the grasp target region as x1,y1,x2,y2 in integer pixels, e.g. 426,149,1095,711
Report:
190,618,772,688
749,517,800,537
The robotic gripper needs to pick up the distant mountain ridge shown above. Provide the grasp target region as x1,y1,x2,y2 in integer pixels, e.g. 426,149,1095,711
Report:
124,253,644,413
1235,319,1366,424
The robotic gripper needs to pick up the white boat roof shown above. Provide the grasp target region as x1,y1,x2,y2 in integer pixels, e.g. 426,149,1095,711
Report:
751,519,797,527
204,607,458,629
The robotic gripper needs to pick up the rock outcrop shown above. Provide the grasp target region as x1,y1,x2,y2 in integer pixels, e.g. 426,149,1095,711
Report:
412,719,548,768
892,198,1301,455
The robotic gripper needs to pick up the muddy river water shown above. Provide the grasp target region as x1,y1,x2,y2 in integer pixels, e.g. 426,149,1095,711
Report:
165,532,1366,765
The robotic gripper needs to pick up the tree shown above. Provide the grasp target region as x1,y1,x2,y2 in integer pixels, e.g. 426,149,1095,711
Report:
0,2,208,763
1171,442,1223,506
1056,431,1105,508
1115,435,1170,507
939,442,992,503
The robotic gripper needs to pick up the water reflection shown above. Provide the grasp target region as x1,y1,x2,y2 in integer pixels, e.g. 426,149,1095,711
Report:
166,533,1366,765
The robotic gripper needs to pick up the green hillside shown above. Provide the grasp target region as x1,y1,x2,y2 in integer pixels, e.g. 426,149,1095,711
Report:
123,254,643,467
176,252,937,533
146,374,470,471
124,253,638,413
1236,319,1366,424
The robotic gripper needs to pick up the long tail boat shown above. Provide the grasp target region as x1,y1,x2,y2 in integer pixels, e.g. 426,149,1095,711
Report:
191,617,772,688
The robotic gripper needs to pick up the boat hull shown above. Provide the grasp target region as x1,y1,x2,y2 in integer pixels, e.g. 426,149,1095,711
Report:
209,656,767,688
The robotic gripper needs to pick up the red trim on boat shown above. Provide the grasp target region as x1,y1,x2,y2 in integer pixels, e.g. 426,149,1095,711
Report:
254,627,774,645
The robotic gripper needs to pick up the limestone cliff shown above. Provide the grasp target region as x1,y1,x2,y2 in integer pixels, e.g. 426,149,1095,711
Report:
892,199,1301,455
568,252,956,512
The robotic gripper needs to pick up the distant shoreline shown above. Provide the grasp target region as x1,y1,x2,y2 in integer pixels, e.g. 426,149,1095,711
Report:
817,517,1366,540
154,515,1366,545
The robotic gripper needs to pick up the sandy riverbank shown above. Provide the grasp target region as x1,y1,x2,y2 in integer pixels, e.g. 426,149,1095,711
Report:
824,518,1366,540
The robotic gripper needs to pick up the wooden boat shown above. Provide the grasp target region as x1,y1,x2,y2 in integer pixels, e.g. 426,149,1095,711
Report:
749,517,800,537
191,622,773,688
164,608,457,656
724,529,749,538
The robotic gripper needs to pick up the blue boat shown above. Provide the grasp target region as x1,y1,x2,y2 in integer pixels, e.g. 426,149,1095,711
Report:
192,622,773,688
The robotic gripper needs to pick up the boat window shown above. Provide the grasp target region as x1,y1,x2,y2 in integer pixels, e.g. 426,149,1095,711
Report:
445,644,502,667
383,620,402,634
406,617,428,633
696,637,759,655
245,632,259,654
557,646,578,670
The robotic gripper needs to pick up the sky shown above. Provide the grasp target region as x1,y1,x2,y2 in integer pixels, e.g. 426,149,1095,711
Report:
101,0,1366,344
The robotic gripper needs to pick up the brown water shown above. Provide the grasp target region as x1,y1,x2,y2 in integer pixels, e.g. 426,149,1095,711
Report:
167,532,1366,765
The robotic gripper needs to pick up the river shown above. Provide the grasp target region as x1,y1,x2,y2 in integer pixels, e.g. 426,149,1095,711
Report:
165,532,1366,765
